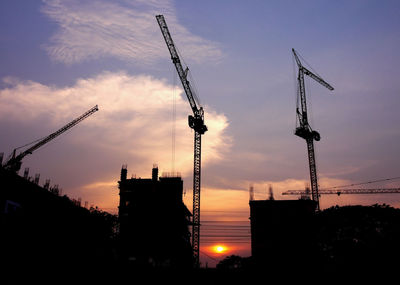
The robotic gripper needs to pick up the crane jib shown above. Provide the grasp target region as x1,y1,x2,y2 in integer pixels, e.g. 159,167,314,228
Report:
156,15,203,118
4,105,98,172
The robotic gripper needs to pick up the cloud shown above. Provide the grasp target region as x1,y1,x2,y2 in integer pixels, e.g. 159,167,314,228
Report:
0,72,231,209
41,0,223,65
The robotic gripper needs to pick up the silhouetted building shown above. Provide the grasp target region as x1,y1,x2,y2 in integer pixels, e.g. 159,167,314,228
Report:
249,199,316,268
118,165,193,268
0,166,118,277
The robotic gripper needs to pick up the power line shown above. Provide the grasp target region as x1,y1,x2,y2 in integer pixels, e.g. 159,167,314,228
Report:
201,241,250,243
201,220,249,223
202,234,250,236
199,250,219,262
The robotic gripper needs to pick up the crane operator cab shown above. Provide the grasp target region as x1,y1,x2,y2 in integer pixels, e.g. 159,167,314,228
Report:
295,126,321,141
188,115,208,135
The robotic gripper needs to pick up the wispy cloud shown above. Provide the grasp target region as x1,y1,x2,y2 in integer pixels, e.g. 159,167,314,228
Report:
0,72,231,207
41,0,223,65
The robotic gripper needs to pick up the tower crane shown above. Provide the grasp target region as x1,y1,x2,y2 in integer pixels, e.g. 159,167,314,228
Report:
156,15,207,267
292,48,334,211
3,105,99,172
283,188,400,196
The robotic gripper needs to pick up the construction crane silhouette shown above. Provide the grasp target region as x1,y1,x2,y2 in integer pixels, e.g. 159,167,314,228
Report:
283,188,400,196
156,15,207,267
292,48,334,211
3,105,99,172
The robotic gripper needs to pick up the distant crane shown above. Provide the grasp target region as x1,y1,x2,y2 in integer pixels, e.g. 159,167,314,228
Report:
283,188,400,196
292,48,334,211
156,15,207,267
3,105,99,172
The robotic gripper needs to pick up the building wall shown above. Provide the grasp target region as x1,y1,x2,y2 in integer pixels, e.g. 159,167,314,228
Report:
249,199,316,267
0,167,118,274
118,166,193,268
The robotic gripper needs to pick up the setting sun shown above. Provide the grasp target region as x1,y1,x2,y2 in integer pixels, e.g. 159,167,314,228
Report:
212,244,228,254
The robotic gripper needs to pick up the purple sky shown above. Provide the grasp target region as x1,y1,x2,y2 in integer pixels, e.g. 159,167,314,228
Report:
1,0,400,266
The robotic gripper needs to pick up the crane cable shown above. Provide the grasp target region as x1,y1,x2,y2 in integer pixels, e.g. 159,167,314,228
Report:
14,136,46,151
175,44,202,107
172,66,177,174
296,50,323,79
6,136,47,162
330,176,400,189
306,75,315,130
292,53,299,129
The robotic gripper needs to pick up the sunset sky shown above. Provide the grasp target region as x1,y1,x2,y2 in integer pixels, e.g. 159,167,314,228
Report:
1,0,400,266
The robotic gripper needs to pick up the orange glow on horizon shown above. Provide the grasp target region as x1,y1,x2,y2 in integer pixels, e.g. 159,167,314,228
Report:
212,244,228,254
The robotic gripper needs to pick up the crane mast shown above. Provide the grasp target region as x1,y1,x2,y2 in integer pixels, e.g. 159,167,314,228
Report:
3,105,99,172
156,15,207,267
292,48,334,211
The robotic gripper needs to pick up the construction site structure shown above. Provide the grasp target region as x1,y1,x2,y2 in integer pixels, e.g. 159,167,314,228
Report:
34,173,40,185
118,165,193,268
23,167,29,179
249,184,275,201
249,185,255,201
292,48,334,211
3,105,99,172
156,15,207,267
249,199,316,268
0,165,117,274
283,188,400,196
268,185,274,200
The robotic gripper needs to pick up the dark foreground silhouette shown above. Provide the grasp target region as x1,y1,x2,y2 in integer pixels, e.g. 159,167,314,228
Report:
2,166,399,284
3,203,400,284
217,204,400,280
